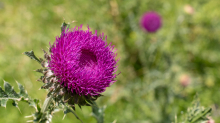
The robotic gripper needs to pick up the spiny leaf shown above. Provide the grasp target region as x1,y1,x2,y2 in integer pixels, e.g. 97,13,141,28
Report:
0,81,38,111
4,81,20,98
0,99,7,107
23,50,41,63
0,86,8,98
17,81,29,99
0,86,9,107
29,99,40,112
12,100,21,113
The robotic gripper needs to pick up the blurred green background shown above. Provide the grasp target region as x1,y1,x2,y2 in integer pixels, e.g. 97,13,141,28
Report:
1,0,220,122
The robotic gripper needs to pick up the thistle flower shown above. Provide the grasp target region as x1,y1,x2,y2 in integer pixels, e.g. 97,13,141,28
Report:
140,11,162,33
50,25,118,95
38,25,118,106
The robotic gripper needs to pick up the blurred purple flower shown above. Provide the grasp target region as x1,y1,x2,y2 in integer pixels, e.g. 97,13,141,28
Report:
49,25,118,96
140,11,162,33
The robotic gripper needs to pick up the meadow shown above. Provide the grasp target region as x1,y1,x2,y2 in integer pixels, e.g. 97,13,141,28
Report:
0,0,220,123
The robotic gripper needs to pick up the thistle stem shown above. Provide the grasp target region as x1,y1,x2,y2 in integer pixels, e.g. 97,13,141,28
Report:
41,96,53,113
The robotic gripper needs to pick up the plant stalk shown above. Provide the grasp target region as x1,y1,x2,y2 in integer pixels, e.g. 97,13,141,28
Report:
41,96,53,113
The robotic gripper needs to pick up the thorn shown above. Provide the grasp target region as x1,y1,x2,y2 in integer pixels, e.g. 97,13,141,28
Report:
62,114,66,120
17,106,22,114
17,97,22,101
26,120,33,122
25,115,33,118
112,119,117,123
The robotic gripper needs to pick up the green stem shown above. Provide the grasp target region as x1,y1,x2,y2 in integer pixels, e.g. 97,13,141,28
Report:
190,108,212,123
41,96,53,113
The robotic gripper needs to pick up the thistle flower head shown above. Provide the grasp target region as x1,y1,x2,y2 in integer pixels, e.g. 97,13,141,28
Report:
140,11,162,33
48,25,118,96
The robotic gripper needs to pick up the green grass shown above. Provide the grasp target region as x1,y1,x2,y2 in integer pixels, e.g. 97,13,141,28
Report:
0,0,220,122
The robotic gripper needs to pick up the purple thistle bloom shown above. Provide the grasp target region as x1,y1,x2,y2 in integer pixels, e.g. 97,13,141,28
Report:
49,25,118,96
140,11,162,33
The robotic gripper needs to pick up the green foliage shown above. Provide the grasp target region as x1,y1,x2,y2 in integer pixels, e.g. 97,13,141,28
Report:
23,50,41,64
91,102,105,123
175,95,212,123
26,94,85,123
188,97,212,122
186,107,211,123
0,81,39,112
